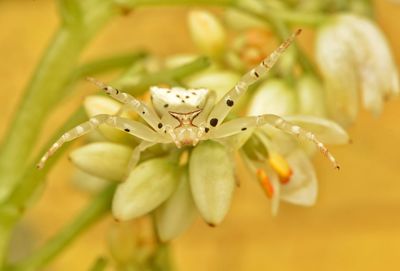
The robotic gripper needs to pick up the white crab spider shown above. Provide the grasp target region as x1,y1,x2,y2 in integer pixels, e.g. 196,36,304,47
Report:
37,29,339,170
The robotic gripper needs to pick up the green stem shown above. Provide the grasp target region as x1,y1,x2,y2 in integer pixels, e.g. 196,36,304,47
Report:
116,0,236,8
115,56,211,95
0,0,115,202
70,51,148,82
9,185,116,271
88,258,108,271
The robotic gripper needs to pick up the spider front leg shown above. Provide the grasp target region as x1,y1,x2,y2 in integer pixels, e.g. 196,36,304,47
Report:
87,77,163,132
126,141,157,174
208,114,340,169
37,115,169,169
206,29,301,128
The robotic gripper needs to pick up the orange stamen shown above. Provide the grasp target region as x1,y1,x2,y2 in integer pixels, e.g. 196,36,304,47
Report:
256,168,274,198
268,152,293,185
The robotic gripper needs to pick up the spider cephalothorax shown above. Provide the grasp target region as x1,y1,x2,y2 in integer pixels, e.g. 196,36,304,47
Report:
37,29,340,171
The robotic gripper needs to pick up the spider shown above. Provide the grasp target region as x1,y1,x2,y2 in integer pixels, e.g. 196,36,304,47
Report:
37,29,339,171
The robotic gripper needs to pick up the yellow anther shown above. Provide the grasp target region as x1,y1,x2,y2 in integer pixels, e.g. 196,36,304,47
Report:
268,152,292,184
256,168,274,198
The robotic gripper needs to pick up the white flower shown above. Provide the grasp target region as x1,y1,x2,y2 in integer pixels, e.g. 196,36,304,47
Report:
316,14,399,126
243,116,348,215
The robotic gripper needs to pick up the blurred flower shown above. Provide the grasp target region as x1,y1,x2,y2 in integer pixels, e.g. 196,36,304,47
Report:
247,79,297,116
188,10,227,58
296,75,326,117
315,13,399,126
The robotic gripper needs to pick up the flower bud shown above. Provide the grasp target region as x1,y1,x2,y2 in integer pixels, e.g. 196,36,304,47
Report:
84,95,134,143
112,157,180,221
188,10,226,57
155,170,197,242
296,75,326,117
247,79,297,116
71,168,109,194
189,141,236,226
184,70,241,103
69,142,132,182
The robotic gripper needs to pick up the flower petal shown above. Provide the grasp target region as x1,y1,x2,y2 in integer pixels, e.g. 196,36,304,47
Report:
189,140,236,226
285,115,350,145
69,142,132,181
280,150,318,206
315,21,359,126
155,170,197,242
112,157,180,221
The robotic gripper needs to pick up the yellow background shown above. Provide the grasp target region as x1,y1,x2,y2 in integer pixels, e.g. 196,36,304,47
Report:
1,1,400,270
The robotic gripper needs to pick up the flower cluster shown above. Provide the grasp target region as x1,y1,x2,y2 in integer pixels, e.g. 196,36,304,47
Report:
70,8,398,243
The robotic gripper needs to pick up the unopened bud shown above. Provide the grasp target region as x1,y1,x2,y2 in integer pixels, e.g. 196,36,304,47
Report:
112,157,180,221
155,171,197,242
189,141,235,226
188,10,226,57
69,142,132,182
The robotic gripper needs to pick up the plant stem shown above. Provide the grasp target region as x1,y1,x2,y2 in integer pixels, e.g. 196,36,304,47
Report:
9,185,116,271
117,56,211,94
89,257,108,271
0,0,116,203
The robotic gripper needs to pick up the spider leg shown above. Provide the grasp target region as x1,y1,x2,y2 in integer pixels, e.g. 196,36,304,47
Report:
206,29,301,128
37,115,169,169
126,141,157,174
208,114,339,169
87,77,163,132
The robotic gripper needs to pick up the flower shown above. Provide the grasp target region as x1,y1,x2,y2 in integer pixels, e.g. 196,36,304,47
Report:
315,13,399,126
244,79,349,214
187,10,227,58
242,116,349,215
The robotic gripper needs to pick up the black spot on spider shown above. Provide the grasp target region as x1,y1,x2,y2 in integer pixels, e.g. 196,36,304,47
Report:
191,92,197,95
115,89,119,94
241,127,247,131
210,118,218,127
164,104,169,108
142,111,145,114
176,94,181,98
226,99,234,107
185,95,190,99
158,123,163,129
254,71,259,78
181,100,185,103
124,128,130,132
205,127,210,133
167,90,171,93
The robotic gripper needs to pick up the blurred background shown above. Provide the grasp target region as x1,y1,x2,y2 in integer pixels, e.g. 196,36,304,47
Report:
1,0,400,270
